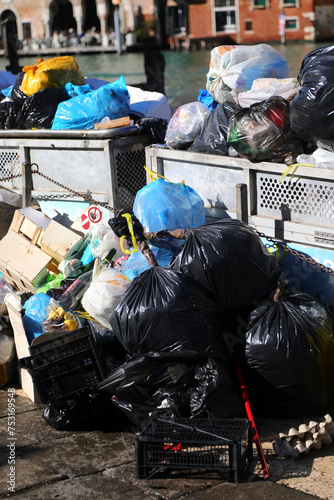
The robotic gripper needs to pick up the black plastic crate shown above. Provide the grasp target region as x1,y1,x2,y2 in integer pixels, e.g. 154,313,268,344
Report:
135,417,253,483
21,326,106,404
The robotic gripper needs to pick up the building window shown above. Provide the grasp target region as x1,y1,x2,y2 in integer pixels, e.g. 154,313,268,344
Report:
282,0,299,7
22,22,31,40
213,0,237,33
252,0,268,9
285,16,299,30
245,20,253,31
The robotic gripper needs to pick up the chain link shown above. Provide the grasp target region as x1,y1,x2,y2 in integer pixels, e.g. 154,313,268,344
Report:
253,228,334,275
29,163,119,213
0,163,333,274
0,172,23,182
36,193,78,200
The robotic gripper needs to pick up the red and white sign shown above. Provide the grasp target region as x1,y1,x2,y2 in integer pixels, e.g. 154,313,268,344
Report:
74,205,108,233
88,206,102,224
81,213,90,231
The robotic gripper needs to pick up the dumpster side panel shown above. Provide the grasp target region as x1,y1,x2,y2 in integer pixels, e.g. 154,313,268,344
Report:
146,146,334,249
0,132,152,221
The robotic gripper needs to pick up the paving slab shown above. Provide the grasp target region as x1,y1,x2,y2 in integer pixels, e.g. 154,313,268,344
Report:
0,385,333,499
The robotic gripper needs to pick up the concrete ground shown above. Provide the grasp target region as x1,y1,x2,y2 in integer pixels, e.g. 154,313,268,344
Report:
0,384,333,500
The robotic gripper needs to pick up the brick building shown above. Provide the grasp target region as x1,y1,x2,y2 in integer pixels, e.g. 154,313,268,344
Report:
169,0,334,48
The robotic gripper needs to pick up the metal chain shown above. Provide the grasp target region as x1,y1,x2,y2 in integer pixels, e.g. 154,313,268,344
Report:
253,228,334,275
29,163,119,213
0,172,23,181
36,193,78,200
0,163,333,274
0,164,119,212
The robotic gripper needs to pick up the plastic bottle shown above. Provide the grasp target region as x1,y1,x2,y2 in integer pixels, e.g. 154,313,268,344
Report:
58,269,93,311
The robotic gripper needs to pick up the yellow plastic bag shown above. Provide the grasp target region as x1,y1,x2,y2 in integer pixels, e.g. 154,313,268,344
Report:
21,56,86,96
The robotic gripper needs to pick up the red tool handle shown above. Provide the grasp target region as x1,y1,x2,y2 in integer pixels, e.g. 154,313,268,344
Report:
235,360,270,480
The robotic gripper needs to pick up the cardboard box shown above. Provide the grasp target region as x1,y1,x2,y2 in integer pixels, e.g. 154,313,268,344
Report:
0,231,53,294
5,293,30,359
9,207,51,245
40,219,84,262
0,208,84,293
10,207,84,261
18,367,41,404
5,293,40,403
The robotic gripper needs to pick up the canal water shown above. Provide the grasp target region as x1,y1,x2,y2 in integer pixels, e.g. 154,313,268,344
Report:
0,41,332,112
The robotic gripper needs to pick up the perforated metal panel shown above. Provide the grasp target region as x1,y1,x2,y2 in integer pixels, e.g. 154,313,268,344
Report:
257,173,334,224
114,147,147,208
0,150,20,180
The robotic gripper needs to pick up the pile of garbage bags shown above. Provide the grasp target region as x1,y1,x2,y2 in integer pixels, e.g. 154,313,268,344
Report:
165,43,334,165
2,175,333,431
0,56,170,131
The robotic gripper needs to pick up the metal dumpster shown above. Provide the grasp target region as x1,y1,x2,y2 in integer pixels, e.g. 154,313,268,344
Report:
145,145,334,305
0,126,152,221
146,145,334,251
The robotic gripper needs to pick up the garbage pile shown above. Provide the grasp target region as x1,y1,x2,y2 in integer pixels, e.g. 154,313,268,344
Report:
164,43,334,165
1,175,334,438
0,55,171,132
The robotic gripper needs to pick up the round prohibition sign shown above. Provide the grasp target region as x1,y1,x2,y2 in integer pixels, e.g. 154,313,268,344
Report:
88,206,102,224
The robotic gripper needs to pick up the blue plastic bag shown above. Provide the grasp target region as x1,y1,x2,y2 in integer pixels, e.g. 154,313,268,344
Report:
133,178,205,251
22,293,51,344
65,82,92,98
120,245,175,280
134,178,205,232
1,85,13,98
52,75,130,130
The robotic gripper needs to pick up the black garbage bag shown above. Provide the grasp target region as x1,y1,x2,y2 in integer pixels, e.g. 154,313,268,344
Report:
189,102,239,155
290,45,334,144
97,352,243,429
170,219,282,313
0,101,20,129
227,96,305,163
10,72,27,106
244,285,334,418
43,391,113,430
109,266,233,355
17,87,68,129
136,117,167,144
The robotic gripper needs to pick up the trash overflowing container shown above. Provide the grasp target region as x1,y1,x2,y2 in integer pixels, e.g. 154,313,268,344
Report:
2,43,334,488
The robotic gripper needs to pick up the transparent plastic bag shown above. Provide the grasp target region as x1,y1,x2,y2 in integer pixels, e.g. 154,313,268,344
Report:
90,223,123,261
42,299,81,333
81,268,131,329
206,44,289,104
165,101,211,149
0,276,13,316
297,148,334,169
238,78,300,108
0,334,15,365
227,96,305,163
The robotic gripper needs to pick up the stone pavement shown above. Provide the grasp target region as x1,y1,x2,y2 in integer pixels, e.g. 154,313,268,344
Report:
1,385,333,500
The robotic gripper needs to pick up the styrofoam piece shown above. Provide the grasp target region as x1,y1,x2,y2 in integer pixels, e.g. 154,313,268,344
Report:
273,414,333,457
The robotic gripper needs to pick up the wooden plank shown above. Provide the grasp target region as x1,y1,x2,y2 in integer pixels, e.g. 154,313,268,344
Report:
94,116,130,130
